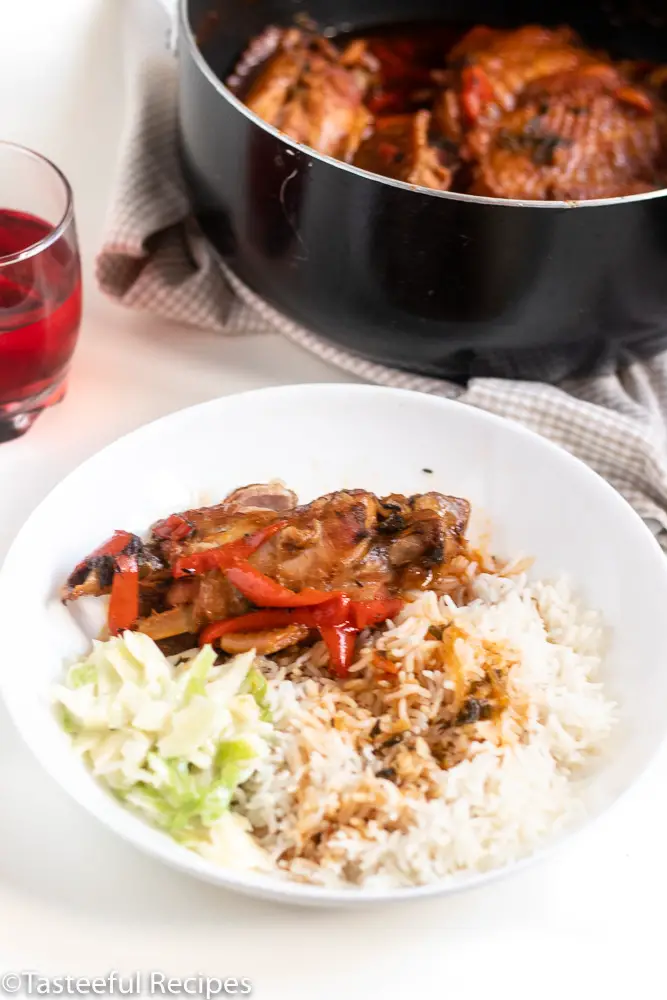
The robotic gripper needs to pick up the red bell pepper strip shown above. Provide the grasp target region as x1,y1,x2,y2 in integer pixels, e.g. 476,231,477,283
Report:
460,65,495,124
224,561,341,608
172,520,286,578
198,592,403,677
319,624,358,677
199,594,353,647
89,530,134,558
202,612,357,677
311,593,351,626
72,530,135,577
108,554,139,635
199,595,358,674
200,610,296,645
152,513,195,541
349,598,404,630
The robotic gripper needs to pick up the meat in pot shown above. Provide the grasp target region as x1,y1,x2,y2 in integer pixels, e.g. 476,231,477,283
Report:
234,28,377,160
227,21,667,200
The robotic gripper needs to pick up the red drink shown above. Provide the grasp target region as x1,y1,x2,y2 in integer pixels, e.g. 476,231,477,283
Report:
0,209,81,408
0,143,81,442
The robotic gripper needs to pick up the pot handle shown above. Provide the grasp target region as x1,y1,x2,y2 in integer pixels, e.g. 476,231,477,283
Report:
155,0,179,53
125,0,178,71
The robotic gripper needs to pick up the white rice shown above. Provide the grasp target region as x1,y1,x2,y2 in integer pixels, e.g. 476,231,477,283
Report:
232,572,615,888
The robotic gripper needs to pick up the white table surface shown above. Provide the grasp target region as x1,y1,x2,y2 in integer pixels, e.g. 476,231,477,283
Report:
0,1,664,995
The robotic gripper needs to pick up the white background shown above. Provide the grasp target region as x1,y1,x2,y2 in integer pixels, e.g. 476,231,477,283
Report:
0,1,665,995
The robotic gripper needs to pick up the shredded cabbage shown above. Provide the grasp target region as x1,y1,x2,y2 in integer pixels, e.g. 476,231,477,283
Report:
54,634,274,867
242,667,272,722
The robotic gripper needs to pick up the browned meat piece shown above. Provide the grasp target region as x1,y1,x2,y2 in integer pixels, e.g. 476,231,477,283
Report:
434,25,595,153
521,63,654,109
226,25,287,93
461,25,587,106
339,38,381,90
382,493,470,569
164,578,199,606
416,492,470,536
234,29,375,160
192,571,250,623
353,111,455,190
470,72,664,200
276,59,372,160
164,573,242,622
63,484,472,643
153,487,472,599
151,481,297,566
243,489,470,598
241,34,305,124
217,624,311,656
223,482,298,512
248,489,384,598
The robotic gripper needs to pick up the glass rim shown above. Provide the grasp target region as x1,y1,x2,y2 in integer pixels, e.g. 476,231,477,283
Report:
0,140,75,267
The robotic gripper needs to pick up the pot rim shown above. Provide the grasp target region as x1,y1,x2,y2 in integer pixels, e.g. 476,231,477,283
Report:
179,0,667,211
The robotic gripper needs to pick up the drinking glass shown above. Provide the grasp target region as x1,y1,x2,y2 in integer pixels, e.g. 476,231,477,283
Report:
0,142,82,442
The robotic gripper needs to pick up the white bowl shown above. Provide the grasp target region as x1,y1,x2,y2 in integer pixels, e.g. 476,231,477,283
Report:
2,383,667,906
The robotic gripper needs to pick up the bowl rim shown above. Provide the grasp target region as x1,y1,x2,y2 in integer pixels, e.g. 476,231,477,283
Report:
3,382,667,906
178,0,667,212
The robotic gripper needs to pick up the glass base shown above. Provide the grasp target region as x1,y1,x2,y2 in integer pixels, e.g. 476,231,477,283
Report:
0,377,68,443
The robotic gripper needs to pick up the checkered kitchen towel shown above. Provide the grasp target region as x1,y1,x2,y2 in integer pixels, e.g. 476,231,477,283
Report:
96,0,667,543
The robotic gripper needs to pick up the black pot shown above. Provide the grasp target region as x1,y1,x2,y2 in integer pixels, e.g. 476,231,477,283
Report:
177,0,667,381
